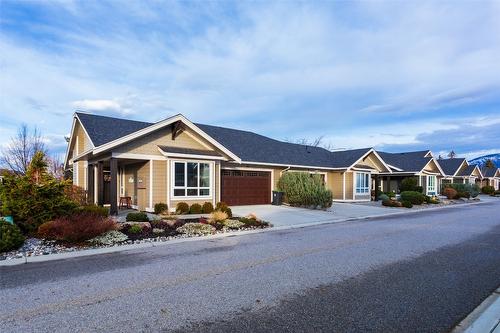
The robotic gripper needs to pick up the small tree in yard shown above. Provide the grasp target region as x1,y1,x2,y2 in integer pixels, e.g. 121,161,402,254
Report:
0,151,78,234
277,172,332,208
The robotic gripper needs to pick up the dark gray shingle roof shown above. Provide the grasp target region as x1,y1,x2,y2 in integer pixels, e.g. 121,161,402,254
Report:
76,112,152,146
456,164,477,177
75,112,372,169
481,166,498,178
436,158,467,176
377,151,431,173
196,123,371,168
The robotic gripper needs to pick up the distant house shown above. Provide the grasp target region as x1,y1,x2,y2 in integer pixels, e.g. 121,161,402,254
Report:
480,166,500,190
438,158,483,186
0,168,9,184
376,150,445,196
64,112,393,214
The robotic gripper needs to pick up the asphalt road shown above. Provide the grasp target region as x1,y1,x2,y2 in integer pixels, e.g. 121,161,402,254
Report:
1,201,500,333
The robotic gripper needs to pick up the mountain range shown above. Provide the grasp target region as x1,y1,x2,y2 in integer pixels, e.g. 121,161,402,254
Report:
468,153,500,168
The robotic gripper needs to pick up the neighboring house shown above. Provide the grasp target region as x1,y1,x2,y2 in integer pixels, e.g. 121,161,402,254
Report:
64,112,392,214
376,150,445,196
480,166,500,190
438,158,483,186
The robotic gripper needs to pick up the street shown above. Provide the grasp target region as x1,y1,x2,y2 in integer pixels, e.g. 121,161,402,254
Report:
1,201,500,333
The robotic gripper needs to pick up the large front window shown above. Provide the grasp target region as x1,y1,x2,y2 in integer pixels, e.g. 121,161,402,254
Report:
173,161,211,197
427,175,436,195
355,172,370,194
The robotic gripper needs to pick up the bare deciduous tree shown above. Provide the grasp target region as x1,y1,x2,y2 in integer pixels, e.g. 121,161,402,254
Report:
47,154,65,180
285,135,336,151
448,150,456,159
0,124,47,175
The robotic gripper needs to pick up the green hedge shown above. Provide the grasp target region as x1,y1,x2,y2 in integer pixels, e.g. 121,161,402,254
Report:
0,220,25,252
126,212,149,222
400,191,426,205
277,172,332,208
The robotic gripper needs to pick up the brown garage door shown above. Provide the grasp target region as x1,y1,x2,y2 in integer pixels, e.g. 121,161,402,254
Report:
221,170,271,206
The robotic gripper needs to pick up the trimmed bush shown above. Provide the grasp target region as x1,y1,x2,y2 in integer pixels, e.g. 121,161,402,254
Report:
481,185,495,195
126,212,149,222
382,200,403,207
202,202,214,214
176,223,215,236
0,220,25,252
37,212,116,243
400,191,426,205
154,203,169,214
383,191,396,198
401,200,413,208
443,187,457,199
176,202,189,214
277,172,333,208
189,203,202,214
215,202,232,218
238,216,270,228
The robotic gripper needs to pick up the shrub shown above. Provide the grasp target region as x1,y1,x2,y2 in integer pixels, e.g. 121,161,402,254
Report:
222,219,245,229
64,185,88,206
400,178,422,193
126,212,149,222
176,202,189,214
382,200,403,207
189,203,202,214
456,191,470,199
0,220,25,252
209,210,228,223
378,194,389,202
443,187,457,199
215,202,232,218
0,172,78,234
75,205,109,217
128,224,143,234
401,200,413,208
400,191,426,205
383,191,396,198
154,203,169,214
88,230,128,246
277,172,333,208
444,183,479,198
176,223,215,236
38,212,116,243
238,215,270,228
150,220,171,229
202,202,214,214
481,185,495,195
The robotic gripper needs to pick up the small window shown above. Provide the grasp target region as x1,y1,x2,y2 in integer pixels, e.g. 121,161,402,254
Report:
356,172,370,194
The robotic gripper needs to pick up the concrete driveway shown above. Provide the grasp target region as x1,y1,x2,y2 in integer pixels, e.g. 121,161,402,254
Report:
231,202,394,227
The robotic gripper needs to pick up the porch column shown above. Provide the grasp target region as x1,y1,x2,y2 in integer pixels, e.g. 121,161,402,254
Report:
387,176,391,192
374,175,380,201
97,161,104,206
87,164,94,204
110,158,118,216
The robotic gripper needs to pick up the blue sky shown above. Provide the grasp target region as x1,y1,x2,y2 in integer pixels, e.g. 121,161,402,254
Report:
1,1,499,159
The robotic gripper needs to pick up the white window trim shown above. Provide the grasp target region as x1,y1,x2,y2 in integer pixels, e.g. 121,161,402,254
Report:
427,175,436,195
171,160,214,199
355,172,370,194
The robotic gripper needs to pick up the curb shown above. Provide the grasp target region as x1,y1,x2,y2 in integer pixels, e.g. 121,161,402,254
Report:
0,199,491,267
452,287,500,333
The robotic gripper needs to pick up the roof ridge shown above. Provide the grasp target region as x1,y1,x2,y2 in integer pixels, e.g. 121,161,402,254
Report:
76,111,153,125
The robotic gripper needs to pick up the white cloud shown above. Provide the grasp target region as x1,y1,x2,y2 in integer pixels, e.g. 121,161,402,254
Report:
72,99,123,113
